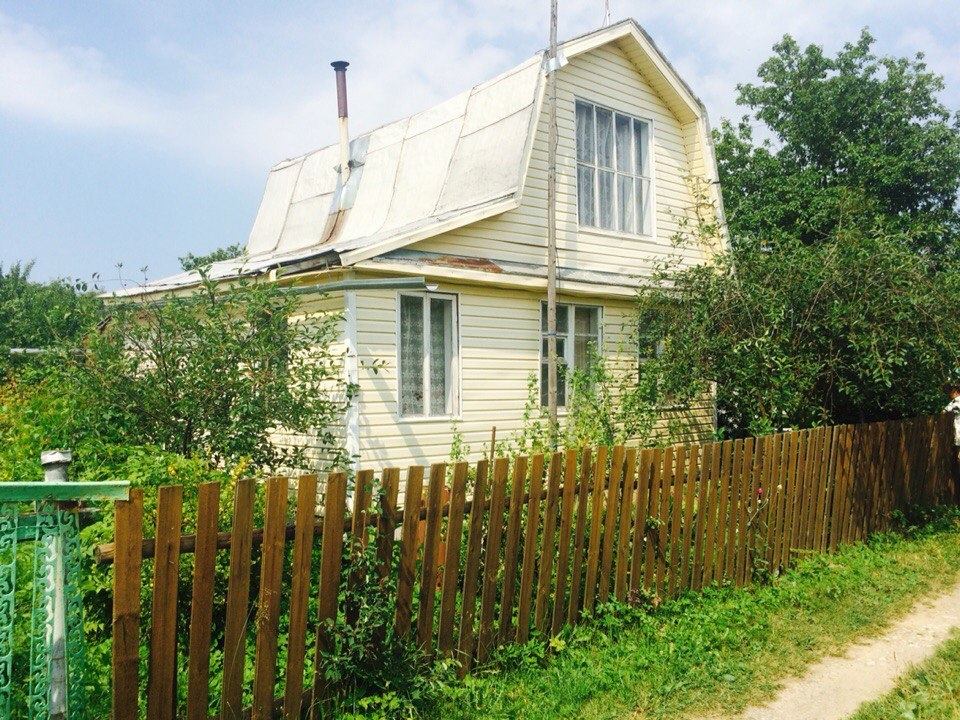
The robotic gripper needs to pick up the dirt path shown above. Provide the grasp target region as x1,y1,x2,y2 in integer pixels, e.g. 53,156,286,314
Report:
722,575,960,720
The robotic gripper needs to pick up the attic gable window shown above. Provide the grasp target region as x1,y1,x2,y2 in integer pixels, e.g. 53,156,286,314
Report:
399,292,459,418
575,100,651,235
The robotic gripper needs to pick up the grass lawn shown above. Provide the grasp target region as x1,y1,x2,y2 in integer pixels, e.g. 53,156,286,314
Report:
848,631,960,720
435,510,960,720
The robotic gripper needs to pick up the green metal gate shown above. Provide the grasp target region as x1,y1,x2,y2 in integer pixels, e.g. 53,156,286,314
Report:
0,451,127,720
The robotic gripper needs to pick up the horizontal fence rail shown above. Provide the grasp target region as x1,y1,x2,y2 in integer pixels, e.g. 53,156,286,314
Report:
102,413,956,719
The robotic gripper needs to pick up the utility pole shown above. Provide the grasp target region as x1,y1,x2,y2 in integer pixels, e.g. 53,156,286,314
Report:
546,0,560,434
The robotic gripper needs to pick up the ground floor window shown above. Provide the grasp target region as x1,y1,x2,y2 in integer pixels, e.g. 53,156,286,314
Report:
399,292,458,418
540,302,602,407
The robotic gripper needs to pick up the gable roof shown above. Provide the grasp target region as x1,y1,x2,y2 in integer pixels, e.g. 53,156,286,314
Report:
111,19,713,298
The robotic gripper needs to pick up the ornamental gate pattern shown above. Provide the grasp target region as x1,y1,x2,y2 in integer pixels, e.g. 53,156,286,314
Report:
0,453,127,720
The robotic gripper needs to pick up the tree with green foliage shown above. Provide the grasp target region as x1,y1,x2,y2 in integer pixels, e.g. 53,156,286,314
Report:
639,227,960,436
5,275,350,476
716,30,960,255
178,243,245,272
0,261,100,378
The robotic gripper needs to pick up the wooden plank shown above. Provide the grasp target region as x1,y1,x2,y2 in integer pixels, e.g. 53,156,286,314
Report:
700,443,720,589
629,449,654,594
394,466,425,638
497,455,529,644
679,444,699,592
750,435,773,583
769,433,790,573
803,429,823,552
598,446,625,604
477,457,509,662
516,454,545,643
438,462,469,657
816,426,836,553
112,488,144,720
283,476,318,720
744,436,765,586
583,446,608,613
733,440,753,587
185,482,221,720
552,449,579,635
535,452,564,634
712,441,732,585
147,485,184,720
655,446,674,596
376,469,400,581
667,445,686,598
252,477,289,720
567,448,593,625
457,460,489,675
311,471,348,710
810,427,829,548
784,431,804,569
691,443,711,592
417,463,448,655
723,441,743,583
643,448,663,592
614,448,638,602
828,427,848,550
220,478,255,720
788,431,809,560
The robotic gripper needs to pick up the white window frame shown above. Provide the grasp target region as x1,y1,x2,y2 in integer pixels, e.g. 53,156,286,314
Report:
574,99,653,236
397,291,460,420
539,301,603,408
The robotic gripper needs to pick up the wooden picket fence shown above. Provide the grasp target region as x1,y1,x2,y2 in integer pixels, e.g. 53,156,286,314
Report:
98,413,956,720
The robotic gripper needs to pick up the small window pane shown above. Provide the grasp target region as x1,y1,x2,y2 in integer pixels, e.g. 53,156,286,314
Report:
577,165,596,226
615,114,633,173
575,102,594,163
574,306,599,337
598,170,615,230
596,107,614,168
637,177,650,235
618,175,635,233
429,298,451,415
399,295,424,416
634,120,649,176
557,305,569,335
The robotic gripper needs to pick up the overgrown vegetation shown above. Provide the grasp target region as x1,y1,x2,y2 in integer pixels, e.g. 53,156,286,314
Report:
435,508,960,720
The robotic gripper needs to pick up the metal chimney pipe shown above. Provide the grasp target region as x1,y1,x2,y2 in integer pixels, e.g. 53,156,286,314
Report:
331,61,351,185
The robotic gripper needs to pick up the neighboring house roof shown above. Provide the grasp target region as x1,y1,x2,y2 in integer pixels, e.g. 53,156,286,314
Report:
111,19,714,298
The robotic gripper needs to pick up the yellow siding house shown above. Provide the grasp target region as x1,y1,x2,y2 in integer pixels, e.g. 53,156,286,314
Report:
118,20,727,470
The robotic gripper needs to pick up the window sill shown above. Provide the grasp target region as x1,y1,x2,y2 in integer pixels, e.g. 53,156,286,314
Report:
578,226,654,243
397,413,463,424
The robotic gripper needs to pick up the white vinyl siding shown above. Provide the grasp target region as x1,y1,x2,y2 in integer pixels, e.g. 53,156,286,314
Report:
398,292,458,418
540,302,601,407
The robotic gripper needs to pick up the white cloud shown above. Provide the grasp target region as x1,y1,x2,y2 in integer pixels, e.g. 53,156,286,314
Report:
0,2,957,182
0,12,160,132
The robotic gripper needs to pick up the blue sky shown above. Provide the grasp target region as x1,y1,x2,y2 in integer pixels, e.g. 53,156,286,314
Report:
1,1,958,289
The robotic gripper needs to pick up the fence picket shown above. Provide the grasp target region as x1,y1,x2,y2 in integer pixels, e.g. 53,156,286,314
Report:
498,456,529,644
680,445,699,591
552,449,580,634
584,447,608,614
477,458,509,662
516,454,545,643
568,448,593,624
252,477,289,720
438,462,469,656
599,446,625,604
283,475,318,720
417,463,447,655
395,467,425,638
535,453,564,634
312,471,349,710
614,448,637,602
220,479,255,720
112,488,143,720
457,460,489,675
